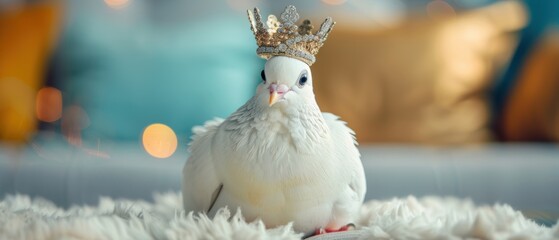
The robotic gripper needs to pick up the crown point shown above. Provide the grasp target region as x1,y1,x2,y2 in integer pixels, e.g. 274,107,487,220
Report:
299,19,313,35
280,5,299,26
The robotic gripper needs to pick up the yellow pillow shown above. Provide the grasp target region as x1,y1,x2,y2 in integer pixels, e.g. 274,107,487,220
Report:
0,3,61,143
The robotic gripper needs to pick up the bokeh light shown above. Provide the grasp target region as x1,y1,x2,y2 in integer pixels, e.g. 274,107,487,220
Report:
35,87,62,122
322,0,348,6
104,0,130,9
427,0,456,18
142,123,178,159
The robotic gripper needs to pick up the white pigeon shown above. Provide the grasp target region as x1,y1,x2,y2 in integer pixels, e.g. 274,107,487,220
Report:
182,6,366,236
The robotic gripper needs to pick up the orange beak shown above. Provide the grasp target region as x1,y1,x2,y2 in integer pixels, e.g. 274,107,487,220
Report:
269,91,279,106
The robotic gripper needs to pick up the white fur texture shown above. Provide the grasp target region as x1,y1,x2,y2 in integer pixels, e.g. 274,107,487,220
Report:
1,193,557,240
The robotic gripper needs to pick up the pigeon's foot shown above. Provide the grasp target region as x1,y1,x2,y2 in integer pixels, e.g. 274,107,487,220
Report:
313,223,355,235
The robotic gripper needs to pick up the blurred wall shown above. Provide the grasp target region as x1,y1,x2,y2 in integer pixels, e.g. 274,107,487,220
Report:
5,0,556,148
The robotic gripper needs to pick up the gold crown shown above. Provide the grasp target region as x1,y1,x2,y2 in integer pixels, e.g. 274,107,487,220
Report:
247,5,335,66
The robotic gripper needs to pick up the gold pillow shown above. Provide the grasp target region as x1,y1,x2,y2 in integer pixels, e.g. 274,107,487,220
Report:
313,1,526,144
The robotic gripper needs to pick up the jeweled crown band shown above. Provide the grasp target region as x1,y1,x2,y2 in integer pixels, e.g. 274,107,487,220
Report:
247,5,335,66
256,46,315,66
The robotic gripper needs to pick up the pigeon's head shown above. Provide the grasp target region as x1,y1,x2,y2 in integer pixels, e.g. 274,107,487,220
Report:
257,56,315,108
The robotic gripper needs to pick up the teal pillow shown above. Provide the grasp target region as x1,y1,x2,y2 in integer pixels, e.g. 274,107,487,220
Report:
52,1,262,144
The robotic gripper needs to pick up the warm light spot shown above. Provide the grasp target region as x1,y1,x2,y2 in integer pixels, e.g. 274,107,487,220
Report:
322,0,347,6
61,105,90,146
142,123,178,159
36,87,62,122
104,0,130,9
427,0,455,18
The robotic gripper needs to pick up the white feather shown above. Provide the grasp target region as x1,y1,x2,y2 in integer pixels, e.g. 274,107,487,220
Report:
182,118,223,213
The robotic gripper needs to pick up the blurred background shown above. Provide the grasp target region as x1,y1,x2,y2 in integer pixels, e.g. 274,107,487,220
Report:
1,0,558,226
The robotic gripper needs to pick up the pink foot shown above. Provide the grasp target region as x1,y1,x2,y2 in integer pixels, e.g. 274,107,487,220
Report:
313,223,355,235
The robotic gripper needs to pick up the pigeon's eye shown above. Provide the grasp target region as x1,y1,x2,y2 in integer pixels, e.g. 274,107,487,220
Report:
260,70,266,83
298,71,308,87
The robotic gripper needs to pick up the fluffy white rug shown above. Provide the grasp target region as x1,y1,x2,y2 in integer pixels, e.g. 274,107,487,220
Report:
0,193,557,240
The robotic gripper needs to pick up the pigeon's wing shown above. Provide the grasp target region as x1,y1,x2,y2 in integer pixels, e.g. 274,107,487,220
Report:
322,113,366,203
182,118,224,213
